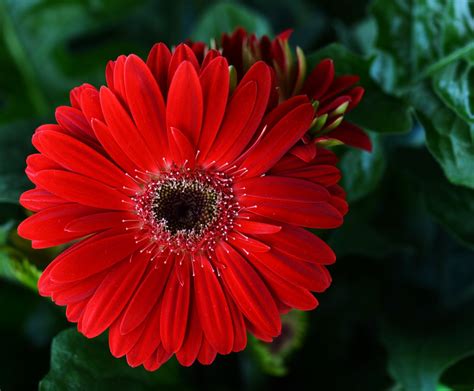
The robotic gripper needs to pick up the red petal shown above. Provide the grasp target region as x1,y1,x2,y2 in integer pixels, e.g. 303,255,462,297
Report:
35,130,137,190
347,86,364,112
197,57,230,160
194,255,234,354
160,261,191,352
176,297,203,367
49,232,139,283
321,75,360,103
166,61,203,146
26,153,61,182
197,338,217,365
80,86,104,123
18,203,96,244
200,49,221,71
238,102,314,177
247,250,331,292
143,344,172,371
111,55,127,103
245,318,274,342
109,316,147,358
146,43,171,96
245,199,343,229
66,300,88,323
55,106,94,140
227,232,270,253
33,170,130,211
255,225,335,264
302,59,334,100
65,211,134,235
120,255,173,334
168,44,200,83
155,345,173,368
20,189,66,212
251,259,318,311
271,164,341,187
235,176,330,204
262,95,308,131
223,289,247,352
126,300,163,367
81,251,149,338
320,121,372,151
105,61,115,90
207,62,272,164
167,127,195,166
318,95,351,115
204,80,257,163
234,218,282,235
124,54,168,161
329,193,349,216
52,271,107,306
39,230,123,295
91,119,137,175
70,83,92,108
216,241,280,337
289,143,318,162
100,87,158,171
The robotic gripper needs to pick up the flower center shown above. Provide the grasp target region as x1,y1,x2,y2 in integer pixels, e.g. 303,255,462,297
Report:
134,169,239,254
151,180,220,235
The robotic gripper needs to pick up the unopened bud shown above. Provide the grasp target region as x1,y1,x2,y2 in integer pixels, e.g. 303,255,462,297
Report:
228,66,237,93
309,113,328,135
317,138,344,148
329,100,350,117
323,116,343,131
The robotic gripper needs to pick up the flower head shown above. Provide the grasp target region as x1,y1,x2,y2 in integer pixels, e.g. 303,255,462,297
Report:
19,42,347,370
219,28,372,153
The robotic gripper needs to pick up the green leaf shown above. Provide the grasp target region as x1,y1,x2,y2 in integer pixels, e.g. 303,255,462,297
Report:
307,44,413,134
432,60,474,124
370,0,474,93
340,132,386,202
370,0,474,188
413,87,474,189
192,3,272,43
40,329,186,391
382,313,474,391
247,310,308,376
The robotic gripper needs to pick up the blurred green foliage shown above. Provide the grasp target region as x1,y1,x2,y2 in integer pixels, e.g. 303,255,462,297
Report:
1,0,474,390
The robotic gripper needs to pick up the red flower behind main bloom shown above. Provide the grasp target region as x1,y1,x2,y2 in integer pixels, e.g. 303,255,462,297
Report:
219,28,372,153
18,42,347,370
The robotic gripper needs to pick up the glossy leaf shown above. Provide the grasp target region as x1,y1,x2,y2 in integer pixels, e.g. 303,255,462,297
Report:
382,314,474,391
370,0,474,188
40,329,185,391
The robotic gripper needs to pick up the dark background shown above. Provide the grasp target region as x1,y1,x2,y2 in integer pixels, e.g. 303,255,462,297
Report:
1,0,474,390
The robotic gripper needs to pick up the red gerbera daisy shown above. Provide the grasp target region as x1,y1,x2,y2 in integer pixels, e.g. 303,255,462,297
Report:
219,27,372,153
18,42,347,370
